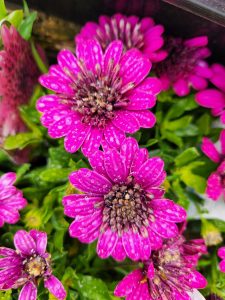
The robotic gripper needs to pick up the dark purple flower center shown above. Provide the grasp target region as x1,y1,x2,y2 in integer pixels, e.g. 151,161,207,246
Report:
61,60,130,128
101,176,153,236
155,37,200,82
96,18,144,51
23,254,48,278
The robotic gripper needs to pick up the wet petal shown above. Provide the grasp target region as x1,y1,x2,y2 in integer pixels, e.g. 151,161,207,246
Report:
131,110,156,128
14,230,36,256
114,269,142,297
187,271,207,289
0,172,16,186
206,172,222,201
103,123,125,149
39,75,74,95
29,230,47,255
44,275,66,300
120,137,139,171
18,282,37,300
81,127,102,157
150,219,179,238
151,199,187,222
36,95,62,113
111,238,126,261
97,229,118,258
48,113,78,138
112,111,140,134
104,40,123,73
89,151,108,177
104,148,127,183
201,137,220,163
131,148,149,174
57,49,80,77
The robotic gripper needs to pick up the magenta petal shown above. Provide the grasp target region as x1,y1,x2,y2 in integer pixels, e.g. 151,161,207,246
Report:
18,282,37,300
0,172,16,186
104,148,127,183
195,89,225,109
185,36,208,47
0,206,20,224
44,275,66,300
187,271,207,289
89,151,108,177
135,157,164,188
63,194,102,217
39,75,74,95
48,113,76,138
0,256,21,268
218,246,225,259
111,238,127,261
201,137,220,163
220,130,225,155
0,247,16,256
120,49,151,87
36,95,61,113
103,123,125,148
131,148,149,174
14,230,36,256
40,109,71,127
114,269,142,297
64,122,91,153
57,49,80,77
69,168,111,195
151,199,187,222
97,229,118,258
148,230,163,250
112,111,140,134
120,137,139,171
190,75,207,90
131,110,156,128
206,172,222,201
29,230,47,256
49,65,73,82
104,40,123,73
173,79,190,97
81,127,102,157
219,260,225,272
150,219,178,238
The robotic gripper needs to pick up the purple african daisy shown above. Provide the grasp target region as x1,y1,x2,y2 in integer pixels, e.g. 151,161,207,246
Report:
155,36,212,97
63,137,187,261
75,14,167,62
196,63,225,124
114,235,207,300
0,172,27,226
218,247,225,273
0,230,66,300
201,130,225,201
37,39,161,156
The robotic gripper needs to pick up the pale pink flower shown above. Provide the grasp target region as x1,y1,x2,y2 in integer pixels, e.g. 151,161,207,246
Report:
37,39,161,156
0,172,27,226
196,64,225,124
0,230,66,300
218,246,225,273
76,14,167,62
155,36,212,96
201,130,225,201
114,235,207,300
63,137,186,261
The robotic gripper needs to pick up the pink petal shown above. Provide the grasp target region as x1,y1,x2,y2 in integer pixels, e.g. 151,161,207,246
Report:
195,62,212,78
211,63,225,92
2,194,27,209
126,282,149,300
148,229,163,250
88,151,108,177
151,199,187,222
104,148,127,183
63,194,102,217
206,172,222,201
131,110,156,128
112,111,140,134
114,269,143,297
64,122,91,153
173,79,190,97
44,275,66,300
0,256,21,268
120,49,151,87
76,39,103,73
219,260,225,272
49,65,73,83
190,75,207,90
36,95,62,113
78,227,100,243
48,113,78,138
150,219,179,238
40,108,71,127
14,230,36,256
18,281,37,300
0,206,20,224
220,130,225,155
103,40,123,73
29,230,47,256
135,157,164,188
81,127,102,157
218,246,225,259
201,137,220,163
0,247,16,256
195,89,225,109
39,75,74,95
57,49,80,77
97,229,118,258
140,17,154,31
69,168,112,195
120,137,139,171
187,271,207,289
0,267,21,285
185,36,208,47
0,172,16,186
147,262,154,279
131,148,149,174
103,123,125,148
111,238,127,261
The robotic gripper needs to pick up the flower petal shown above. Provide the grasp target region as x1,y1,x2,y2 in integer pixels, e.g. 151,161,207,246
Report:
0,206,20,224
29,230,47,256
187,271,207,289
151,199,187,222
89,151,108,177
150,219,178,238
220,130,225,155
195,89,225,109
14,230,36,256
104,148,127,183
218,246,225,259
97,229,118,258
39,75,74,95
48,113,78,138
44,275,66,300
57,49,80,77
104,40,123,73
120,137,139,171
18,282,37,300
114,269,142,297
131,110,156,128
131,148,149,174
148,229,163,250
81,127,102,157
206,172,222,201
112,111,140,134
201,137,220,163
173,79,190,97
36,95,62,113
103,123,126,148
111,238,127,261
0,172,16,186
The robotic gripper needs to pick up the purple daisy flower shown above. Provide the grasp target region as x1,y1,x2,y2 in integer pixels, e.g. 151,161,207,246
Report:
37,39,161,156
63,137,187,261
0,172,27,226
75,14,167,63
155,36,212,97
0,230,66,300
114,235,207,300
218,246,225,273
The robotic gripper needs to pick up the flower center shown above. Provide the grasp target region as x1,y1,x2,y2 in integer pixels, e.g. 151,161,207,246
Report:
96,19,145,51
24,255,47,278
101,176,153,236
155,37,199,82
61,60,130,128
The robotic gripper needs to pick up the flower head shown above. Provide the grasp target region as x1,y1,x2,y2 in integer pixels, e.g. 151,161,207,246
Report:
196,63,225,124
0,230,66,300
38,39,161,156
218,246,225,273
63,137,186,261
114,235,207,300
0,172,27,226
201,130,225,201
76,14,167,62
155,36,212,96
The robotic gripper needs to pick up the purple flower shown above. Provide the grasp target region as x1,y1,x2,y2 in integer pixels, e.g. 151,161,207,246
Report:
114,235,207,299
196,64,225,124
76,14,167,62
218,247,225,273
37,39,161,156
0,230,66,300
0,172,27,226
201,130,225,201
63,137,186,261
155,36,212,97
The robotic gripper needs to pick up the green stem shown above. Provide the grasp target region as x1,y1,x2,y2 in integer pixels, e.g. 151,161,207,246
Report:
31,40,48,74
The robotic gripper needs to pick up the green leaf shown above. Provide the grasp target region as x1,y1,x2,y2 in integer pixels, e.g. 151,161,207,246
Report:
18,11,37,40
175,147,200,167
4,132,41,150
48,147,72,168
166,115,193,131
210,219,225,233
197,113,212,136
171,180,190,209
0,290,12,300
0,0,7,19
0,10,24,27
39,168,71,183
19,105,42,136
31,40,48,73
162,131,183,148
